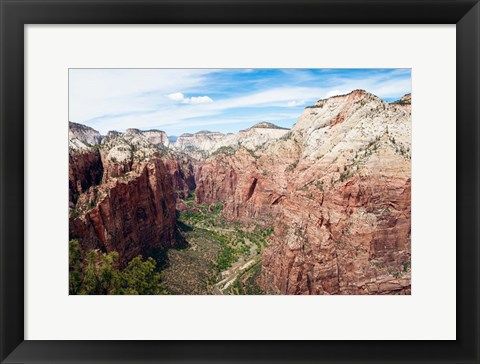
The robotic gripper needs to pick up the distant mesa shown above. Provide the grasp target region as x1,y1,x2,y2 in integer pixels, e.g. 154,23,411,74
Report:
248,122,289,130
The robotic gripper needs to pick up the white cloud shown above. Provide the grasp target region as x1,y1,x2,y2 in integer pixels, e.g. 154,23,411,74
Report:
167,92,213,104
204,87,324,111
167,92,185,102
286,100,305,107
69,69,411,135
190,96,213,104
69,69,212,122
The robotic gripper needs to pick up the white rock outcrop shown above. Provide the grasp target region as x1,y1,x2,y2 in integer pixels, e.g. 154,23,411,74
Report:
69,122,103,150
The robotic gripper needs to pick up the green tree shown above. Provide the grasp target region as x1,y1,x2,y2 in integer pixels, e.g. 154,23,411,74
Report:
69,239,83,294
69,239,164,295
80,250,102,294
121,256,163,295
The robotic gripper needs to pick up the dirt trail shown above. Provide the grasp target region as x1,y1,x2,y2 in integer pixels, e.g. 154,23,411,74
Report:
163,204,270,295
208,233,258,294
213,256,257,294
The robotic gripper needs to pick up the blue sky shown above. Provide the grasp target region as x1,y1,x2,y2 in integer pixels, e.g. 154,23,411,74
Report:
69,69,411,136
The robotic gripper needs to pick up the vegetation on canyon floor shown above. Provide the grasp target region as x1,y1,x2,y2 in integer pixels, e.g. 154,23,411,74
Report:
69,193,274,295
160,194,274,294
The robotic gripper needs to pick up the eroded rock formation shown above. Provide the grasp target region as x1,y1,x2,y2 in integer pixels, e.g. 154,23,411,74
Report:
69,126,195,265
70,160,177,264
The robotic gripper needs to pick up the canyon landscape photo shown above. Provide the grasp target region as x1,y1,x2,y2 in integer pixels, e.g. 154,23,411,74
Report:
69,69,411,295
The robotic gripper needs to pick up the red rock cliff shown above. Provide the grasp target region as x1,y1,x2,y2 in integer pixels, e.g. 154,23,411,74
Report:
69,159,177,264
195,148,290,224
68,126,190,265
195,90,412,294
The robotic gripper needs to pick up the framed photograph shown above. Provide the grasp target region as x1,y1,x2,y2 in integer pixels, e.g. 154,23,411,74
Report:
1,0,478,363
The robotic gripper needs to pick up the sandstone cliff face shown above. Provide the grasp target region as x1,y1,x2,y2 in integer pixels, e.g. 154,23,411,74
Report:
140,129,170,148
174,130,225,158
211,122,289,153
261,175,411,295
263,91,411,294
70,159,177,265
69,125,193,265
195,148,287,224
193,122,293,222
173,123,289,158
195,90,412,294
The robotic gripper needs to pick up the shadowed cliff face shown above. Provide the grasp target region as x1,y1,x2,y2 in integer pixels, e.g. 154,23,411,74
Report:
68,149,103,206
194,90,412,294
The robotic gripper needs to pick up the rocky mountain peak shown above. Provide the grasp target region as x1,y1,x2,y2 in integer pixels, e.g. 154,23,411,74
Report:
248,122,288,130
69,122,103,151
308,89,378,109
294,89,391,135
141,129,170,148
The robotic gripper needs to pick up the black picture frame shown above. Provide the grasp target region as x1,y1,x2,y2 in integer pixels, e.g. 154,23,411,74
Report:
1,0,479,363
